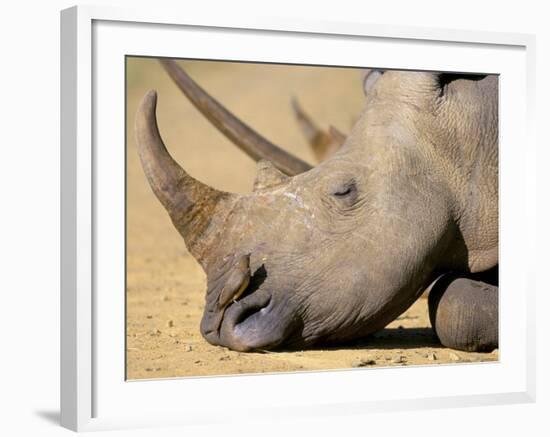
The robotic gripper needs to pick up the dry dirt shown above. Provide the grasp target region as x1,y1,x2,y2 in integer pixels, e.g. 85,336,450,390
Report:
126,58,497,380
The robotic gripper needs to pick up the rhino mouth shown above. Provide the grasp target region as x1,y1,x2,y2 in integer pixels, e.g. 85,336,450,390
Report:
200,264,299,351
201,288,287,352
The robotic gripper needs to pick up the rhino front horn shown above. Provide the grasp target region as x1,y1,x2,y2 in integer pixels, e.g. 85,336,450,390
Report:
135,90,235,263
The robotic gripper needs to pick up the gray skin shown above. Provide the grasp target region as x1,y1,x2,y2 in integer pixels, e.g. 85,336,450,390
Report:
135,66,498,353
428,272,498,352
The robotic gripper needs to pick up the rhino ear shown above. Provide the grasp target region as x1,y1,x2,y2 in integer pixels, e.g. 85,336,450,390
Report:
253,159,290,191
435,73,488,91
362,69,384,95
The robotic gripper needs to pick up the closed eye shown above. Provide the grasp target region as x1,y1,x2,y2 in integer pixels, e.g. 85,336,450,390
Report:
333,186,353,197
323,178,361,212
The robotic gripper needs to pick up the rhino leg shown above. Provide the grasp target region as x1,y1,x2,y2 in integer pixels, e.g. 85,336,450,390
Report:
428,274,498,352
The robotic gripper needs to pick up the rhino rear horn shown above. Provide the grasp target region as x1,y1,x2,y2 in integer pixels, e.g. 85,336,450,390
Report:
159,59,312,176
253,159,290,191
135,90,234,262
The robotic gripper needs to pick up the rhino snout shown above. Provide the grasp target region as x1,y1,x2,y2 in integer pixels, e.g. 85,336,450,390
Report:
219,290,278,351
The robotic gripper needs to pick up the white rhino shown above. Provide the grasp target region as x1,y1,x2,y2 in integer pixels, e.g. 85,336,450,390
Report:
135,60,498,353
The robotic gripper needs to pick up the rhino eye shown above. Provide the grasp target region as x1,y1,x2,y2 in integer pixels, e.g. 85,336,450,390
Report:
333,186,353,197
332,181,357,201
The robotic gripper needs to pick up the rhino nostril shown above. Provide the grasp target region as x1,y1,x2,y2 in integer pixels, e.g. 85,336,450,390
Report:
234,295,272,325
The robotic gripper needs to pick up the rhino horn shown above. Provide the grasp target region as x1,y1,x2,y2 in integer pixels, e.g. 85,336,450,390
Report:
135,90,234,262
253,159,290,192
328,125,346,145
290,97,346,162
159,59,312,176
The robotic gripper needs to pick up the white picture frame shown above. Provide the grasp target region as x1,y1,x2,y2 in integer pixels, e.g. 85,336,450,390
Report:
60,5,536,432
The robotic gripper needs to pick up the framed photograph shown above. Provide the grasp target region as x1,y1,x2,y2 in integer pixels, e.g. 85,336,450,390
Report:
61,5,536,432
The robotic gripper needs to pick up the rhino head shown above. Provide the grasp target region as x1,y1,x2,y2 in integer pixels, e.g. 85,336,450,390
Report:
135,60,498,352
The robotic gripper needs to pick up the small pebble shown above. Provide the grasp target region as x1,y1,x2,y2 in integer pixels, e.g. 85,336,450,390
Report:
449,352,461,361
167,320,174,328
427,352,437,361
194,360,201,364
391,356,406,364
351,358,376,367
149,329,161,336
219,355,231,361
146,315,153,319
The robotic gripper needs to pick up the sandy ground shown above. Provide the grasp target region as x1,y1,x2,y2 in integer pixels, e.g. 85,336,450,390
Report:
126,58,497,380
